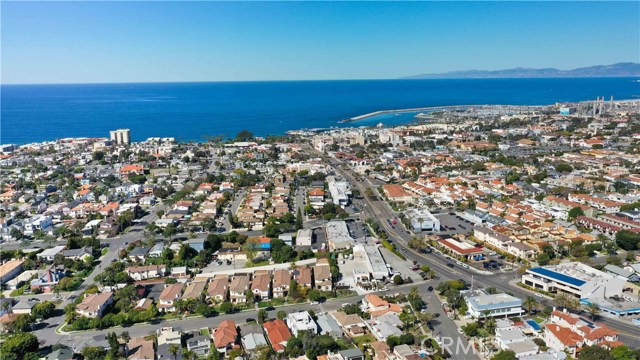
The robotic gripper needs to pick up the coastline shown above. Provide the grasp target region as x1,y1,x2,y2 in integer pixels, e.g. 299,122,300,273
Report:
6,99,640,146
3,77,639,145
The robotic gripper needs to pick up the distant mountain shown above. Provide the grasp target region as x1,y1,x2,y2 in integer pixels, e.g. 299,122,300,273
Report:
402,62,640,79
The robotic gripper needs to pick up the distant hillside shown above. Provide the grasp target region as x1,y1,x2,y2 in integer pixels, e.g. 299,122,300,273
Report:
402,62,640,79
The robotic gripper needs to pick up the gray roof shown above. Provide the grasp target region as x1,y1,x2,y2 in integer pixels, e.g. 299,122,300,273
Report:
316,313,343,336
46,348,75,360
340,348,364,358
129,247,150,256
604,264,633,278
241,332,268,351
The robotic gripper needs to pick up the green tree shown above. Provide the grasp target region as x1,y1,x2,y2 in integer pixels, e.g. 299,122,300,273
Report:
32,301,56,319
555,163,573,173
168,344,180,360
296,208,304,230
615,230,640,251
523,296,538,315
536,253,551,266
277,310,287,320
0,333,39,360
163,224,178,241
257,309,267,324
568,206,585,220
235,130,254,142
219,302,234,314
577,345,615,360
82,346,107,360
393,275,404,285
8,314,34,333
610,346,640,360
585,302,601,321
243,238,260,262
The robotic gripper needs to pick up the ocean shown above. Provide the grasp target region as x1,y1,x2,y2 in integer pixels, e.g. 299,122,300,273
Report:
2,78,639,145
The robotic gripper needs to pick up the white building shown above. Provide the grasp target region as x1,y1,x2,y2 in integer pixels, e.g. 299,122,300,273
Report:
465,292,524,318
110,128,131,145
522,262,626,299
353,244,389,280
404,208,440,232
23,215,53,236
327,176,351,207
296,229,313,247
286,311,318,336
37,245,66,262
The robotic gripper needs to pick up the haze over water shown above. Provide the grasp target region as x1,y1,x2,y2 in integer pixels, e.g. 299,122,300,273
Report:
2,77,639,145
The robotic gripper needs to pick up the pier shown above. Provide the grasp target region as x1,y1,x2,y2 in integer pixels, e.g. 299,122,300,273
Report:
342,104,550,123
343,105,471,123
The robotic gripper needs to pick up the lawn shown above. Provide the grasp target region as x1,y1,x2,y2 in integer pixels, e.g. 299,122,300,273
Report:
245,260,270,268
101,248,109,256
352,334,375,348
199,328,210,336
534,317,545,323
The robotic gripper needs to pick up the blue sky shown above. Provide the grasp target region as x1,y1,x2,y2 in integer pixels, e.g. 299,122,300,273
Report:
2,1,638,84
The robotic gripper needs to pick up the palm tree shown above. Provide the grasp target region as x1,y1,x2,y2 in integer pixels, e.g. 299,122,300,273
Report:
523,296,538,315
419,312,436,331
409,286,419,300
485,316,497,333
585,302,600,321
168,344,180,360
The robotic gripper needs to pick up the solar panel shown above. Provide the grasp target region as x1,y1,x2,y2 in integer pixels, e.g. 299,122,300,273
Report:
529,267,586,287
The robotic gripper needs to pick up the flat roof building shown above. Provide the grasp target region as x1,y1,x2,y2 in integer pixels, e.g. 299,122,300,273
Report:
522,262,626,299
286,311,318,336
465,292,524,318
405,208,440,232
353,244,389,280
325,220,354,250
327,176,351,207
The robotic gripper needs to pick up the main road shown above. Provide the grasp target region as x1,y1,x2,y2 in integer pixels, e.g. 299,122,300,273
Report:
306,146,640,346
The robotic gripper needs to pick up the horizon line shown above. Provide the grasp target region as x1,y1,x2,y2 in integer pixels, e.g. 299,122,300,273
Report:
3,75,640,86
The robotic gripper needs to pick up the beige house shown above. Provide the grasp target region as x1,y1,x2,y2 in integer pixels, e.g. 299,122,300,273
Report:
76,292,114,318
272,269,291,298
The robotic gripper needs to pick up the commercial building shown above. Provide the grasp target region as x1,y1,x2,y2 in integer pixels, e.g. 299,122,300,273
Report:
296,229,313,247
521,262,626,299
437,238,484,259
109,128,131,145
353,244,389,280
404,208,440,232
327,176,351,207
465,292,524,318
325,220,354,250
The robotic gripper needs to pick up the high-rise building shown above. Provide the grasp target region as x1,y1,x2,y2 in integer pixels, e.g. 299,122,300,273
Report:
109,129,131,145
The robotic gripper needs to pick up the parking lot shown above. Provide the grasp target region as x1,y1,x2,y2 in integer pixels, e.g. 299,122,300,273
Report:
346,220,369,239
379,247,423,283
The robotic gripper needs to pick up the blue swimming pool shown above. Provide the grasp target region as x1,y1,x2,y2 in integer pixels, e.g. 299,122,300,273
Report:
526,319,542,331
